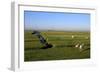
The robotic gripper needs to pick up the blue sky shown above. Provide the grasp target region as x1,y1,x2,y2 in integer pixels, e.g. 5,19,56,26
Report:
24,11,90,31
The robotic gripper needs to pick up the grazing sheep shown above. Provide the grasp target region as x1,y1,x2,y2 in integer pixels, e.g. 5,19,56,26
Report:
75,44,79,48
79,43,84,52
72,35,74,38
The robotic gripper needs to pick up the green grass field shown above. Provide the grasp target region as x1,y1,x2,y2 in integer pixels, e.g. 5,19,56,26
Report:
24,30,90,62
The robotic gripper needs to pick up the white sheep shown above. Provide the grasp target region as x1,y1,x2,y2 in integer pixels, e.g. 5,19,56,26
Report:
75,44,79,48
72,35,74,38
79,43,84,52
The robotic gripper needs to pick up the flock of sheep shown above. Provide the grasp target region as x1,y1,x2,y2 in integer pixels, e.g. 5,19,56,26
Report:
71,35,89,52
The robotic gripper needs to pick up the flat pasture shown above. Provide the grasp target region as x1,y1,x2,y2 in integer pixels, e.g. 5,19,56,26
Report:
24,31,90,61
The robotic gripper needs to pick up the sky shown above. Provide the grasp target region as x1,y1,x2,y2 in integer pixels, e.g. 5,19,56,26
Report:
24,11,90,31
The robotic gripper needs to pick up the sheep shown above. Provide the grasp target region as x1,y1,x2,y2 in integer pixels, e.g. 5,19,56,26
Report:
75,43,79,48
72,35,74,38
79,43,84,52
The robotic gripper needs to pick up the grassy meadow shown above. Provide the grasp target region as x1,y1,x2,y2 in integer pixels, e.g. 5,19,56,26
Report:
24,30,90,62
